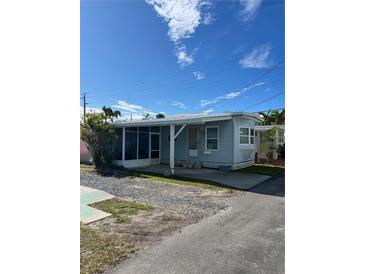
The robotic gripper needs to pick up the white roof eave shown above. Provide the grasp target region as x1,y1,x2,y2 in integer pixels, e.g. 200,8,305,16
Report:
113,112,262,127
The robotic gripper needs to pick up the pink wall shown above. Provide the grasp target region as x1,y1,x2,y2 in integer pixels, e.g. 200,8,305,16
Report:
80,140,92,163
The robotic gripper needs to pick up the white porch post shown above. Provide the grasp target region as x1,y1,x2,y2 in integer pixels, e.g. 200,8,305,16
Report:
257,131,260,164
170,124,175,175
122,127,125,162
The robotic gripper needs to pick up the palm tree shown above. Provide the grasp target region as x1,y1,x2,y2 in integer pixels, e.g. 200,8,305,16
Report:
142,113,152,120
258,110,272,125
278,109,285,124
102,106,121,122
270,110,281,124
156,113,165,119
258,109,285,125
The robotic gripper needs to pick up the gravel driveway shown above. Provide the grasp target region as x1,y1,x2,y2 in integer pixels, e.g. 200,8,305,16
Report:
80,170,236,223
110,174,285,274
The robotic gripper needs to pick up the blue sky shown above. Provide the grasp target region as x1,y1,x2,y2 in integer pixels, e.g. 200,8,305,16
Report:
81,0,284,118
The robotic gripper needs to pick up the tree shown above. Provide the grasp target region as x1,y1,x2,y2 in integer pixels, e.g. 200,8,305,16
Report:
258,109,285,125
156,113,165,119
261,128,277,162
102,106,121,122
81,107,120,168
142,113,152,120
258,110,272,125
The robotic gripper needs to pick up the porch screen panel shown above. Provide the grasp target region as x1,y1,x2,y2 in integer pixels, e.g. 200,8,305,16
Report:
150,126,160,133
138,132,149,159
150,134,160,159
125,131,137,160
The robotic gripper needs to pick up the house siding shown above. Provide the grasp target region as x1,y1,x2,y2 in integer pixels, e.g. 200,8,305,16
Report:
233,116,256,165
160,125,188,162
122,115,258,169
198,120,234,165
160,120,235,167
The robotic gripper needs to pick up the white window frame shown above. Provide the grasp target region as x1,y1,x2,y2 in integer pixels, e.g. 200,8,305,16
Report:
150,131,161,160
250,128,255,145
205,126,219,151
240,127,255,146
278,130,285,144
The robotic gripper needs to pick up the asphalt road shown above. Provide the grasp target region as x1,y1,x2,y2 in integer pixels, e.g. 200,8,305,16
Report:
109,174,285,274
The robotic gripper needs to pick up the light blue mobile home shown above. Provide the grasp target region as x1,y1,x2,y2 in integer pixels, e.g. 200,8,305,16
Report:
113,112,262,174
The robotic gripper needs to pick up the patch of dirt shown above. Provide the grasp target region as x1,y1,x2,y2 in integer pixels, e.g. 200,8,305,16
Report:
84,209,190,273
197,189,238,198
90,209,190,245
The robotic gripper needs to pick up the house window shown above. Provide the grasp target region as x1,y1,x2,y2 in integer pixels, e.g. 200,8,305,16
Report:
278,131,284,143
205,126,219,150
240,127,255,145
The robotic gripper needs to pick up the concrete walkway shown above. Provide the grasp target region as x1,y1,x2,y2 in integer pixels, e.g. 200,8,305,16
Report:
109,174,285,274
80,186,114,224
133,165,270,190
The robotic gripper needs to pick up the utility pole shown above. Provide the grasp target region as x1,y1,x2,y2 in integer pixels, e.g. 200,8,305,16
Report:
82,92,87,123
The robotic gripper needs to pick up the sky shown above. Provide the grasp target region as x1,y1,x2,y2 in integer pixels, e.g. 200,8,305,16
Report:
81,0,284,119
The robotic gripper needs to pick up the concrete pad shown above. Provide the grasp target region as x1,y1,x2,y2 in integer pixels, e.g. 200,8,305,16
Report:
133,165,270,190
80,186,114,224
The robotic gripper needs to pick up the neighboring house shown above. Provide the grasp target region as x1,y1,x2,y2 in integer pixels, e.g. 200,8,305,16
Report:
255,125,285,160
80,140,92,164
112,112,262,174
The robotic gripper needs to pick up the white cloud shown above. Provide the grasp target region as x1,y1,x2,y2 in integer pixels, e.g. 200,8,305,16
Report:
175,45,196,67
80,102,163,121
239,44,272,68
80,106,102,120
203,108,214,114
146,0,212,68
202,12,213,25
200,81,265,107
172,101,187,109
224,91,240,99
112,100,162,120
240,0,262,23
113,100,144,113
146,0,212,41
200,98,217,107
193,71,205,80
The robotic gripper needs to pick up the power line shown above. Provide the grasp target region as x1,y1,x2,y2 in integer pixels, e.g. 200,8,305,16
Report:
90,70,266,104
91,60,284,105
116,58,240,91
82,92,88,122
243,91,284,111
89,48,285,102
252,108,285,113
113,43,284,91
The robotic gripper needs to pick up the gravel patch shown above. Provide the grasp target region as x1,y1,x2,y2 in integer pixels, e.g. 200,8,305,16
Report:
81,170,235,223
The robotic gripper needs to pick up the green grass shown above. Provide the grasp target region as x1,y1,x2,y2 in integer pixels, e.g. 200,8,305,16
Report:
80,225,138,274
90,198,153,223
80,164,235,191
80,163,93,169
127,171,235,191
236,165,284,176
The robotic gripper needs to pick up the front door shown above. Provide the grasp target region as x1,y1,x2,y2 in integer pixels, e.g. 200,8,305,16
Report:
188,127,198,157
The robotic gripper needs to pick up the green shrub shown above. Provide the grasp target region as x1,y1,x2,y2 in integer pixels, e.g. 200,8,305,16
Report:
277,143,285,159
80,108,120,168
